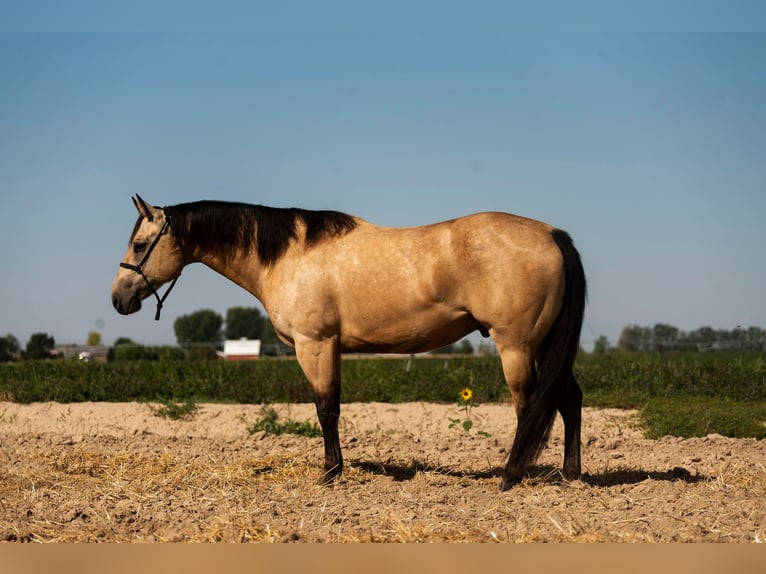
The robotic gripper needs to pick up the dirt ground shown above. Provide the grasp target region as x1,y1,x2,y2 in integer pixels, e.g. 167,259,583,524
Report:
0,401,764,543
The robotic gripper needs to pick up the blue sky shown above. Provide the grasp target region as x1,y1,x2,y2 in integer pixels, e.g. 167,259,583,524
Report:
1,25,765,351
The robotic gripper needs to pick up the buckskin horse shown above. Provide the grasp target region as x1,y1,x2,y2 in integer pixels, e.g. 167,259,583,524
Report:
111,196,586,490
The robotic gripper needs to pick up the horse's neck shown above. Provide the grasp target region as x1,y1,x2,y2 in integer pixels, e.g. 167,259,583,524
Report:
197,250,266,303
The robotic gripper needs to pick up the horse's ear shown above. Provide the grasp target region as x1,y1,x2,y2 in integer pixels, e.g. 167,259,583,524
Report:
133,195,162,222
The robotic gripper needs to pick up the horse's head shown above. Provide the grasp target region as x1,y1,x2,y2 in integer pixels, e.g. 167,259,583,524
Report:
111,195,185,319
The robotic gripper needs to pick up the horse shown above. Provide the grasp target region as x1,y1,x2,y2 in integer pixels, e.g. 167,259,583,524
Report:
111,196,586,490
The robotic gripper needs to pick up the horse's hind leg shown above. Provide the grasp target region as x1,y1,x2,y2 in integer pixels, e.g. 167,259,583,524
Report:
496,346,536,490
558,369,582,480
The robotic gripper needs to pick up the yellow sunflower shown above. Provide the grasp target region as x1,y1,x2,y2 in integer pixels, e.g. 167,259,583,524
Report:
459,387,473,402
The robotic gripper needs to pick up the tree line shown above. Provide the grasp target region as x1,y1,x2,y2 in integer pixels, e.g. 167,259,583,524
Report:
594,324,766,353
107,307,296,360
1,304,477,362
0,333,55,361
3,317,763,361
173,307,290,356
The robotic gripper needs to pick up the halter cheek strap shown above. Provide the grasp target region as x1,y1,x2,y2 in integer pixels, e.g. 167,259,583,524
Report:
119,217,184,321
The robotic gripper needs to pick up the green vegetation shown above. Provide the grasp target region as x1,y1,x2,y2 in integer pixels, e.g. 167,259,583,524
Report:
25,333,56,360
151,399,199,421
577,351,766,439
640,397,766,440
247,405,321,437
0,352,763,439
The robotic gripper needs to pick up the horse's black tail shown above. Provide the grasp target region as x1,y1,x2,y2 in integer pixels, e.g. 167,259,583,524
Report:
510,228,587,472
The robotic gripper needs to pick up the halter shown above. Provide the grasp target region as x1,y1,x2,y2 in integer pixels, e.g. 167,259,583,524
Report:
119,214,184,321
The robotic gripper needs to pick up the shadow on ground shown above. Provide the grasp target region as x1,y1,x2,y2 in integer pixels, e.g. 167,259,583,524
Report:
350,459,708,487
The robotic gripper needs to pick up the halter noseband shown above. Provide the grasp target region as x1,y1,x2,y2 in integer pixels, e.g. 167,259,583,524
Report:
119,214,184,321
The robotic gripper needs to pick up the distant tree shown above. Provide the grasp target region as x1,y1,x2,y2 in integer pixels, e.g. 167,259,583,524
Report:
615,323,766,352
685,326,717,345
744,326,766,349
224,307,265,340
87,331,102,346
456,339,474,354
174,309,223,345
476,340,498,355
651,323,679,351
25,333,56,360
109,337,140,361
592,335,610,354
0,334,20,361
430,343,454,355
617,325,649,352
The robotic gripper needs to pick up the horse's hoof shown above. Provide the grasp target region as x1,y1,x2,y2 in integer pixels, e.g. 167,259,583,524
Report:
500,470,522,492
499,475,520,491
562,468,581,481
317,465,342,486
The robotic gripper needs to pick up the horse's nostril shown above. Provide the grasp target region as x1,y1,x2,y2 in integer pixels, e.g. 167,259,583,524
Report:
112,295,121,311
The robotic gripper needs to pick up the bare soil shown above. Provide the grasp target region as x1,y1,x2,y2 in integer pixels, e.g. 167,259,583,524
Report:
0,401,763,542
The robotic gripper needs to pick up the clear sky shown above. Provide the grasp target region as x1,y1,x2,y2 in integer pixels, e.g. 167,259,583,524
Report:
1,21,765,351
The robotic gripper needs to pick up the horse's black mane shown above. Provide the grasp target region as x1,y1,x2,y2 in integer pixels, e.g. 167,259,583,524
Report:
164,200,358,266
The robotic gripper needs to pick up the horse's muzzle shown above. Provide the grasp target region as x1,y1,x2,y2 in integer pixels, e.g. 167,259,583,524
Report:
112,293,142,315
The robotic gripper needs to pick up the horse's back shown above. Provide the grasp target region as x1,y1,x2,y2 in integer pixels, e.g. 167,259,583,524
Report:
440,211,559,260
354,211,563,290
352,210,557,257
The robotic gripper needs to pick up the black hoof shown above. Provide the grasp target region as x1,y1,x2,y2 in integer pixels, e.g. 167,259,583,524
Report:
562,467,581,481
499,472,521,491
317,464,342,486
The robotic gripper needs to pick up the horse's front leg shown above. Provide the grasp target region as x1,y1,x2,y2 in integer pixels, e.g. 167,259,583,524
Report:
294,334,343,485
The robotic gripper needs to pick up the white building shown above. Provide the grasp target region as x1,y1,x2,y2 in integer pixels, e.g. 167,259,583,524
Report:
217,338,261,361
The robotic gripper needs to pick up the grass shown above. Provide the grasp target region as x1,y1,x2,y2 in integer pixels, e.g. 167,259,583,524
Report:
150,399,199,421
247,405,322,438
577,351,766,439
640,397,766,440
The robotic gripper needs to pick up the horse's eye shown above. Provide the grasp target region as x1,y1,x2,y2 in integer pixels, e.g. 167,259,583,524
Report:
133,242,147,254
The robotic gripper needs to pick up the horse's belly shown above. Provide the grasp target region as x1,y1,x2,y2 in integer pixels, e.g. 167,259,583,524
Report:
339,310,480,354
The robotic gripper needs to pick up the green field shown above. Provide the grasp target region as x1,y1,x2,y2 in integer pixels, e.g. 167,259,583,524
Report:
1,352,764,439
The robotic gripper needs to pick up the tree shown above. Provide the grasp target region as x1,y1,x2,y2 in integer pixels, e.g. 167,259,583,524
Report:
109,337,144,361
592,335,610,354
25,333,55,360
744,326,766,349
456,339,474,354
652,323,679,351
174,309,223,345
615,323,766,352
224,307,265,340
0,334,20,361
87,331,102,346
617,325,649,352
685,326,717,346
